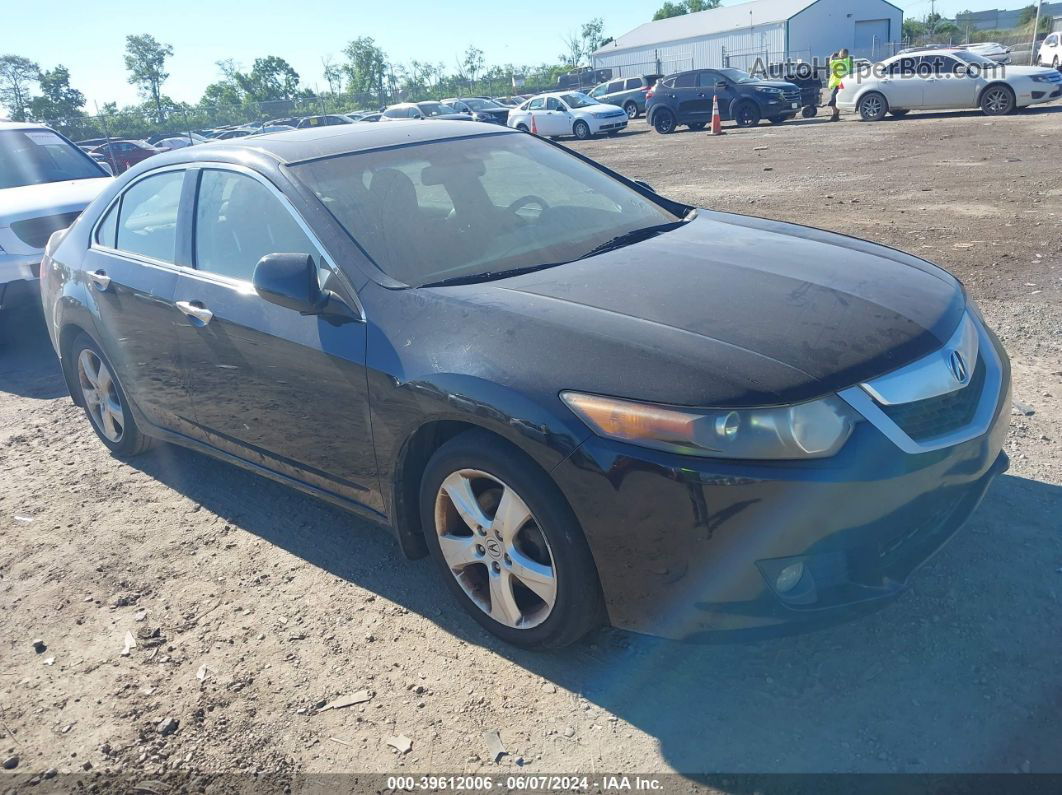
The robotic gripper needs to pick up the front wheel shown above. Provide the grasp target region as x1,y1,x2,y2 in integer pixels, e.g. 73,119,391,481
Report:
858,92,888,121
71,333,154,457
652,109,676,134
980,84,1015,116
572,120,592,140
623,101,638,119
801,105,817,118
420,430,603,649
733,102,761,127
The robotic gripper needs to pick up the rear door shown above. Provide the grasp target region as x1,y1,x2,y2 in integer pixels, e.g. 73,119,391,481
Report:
695,71,725,120
172,165,379,509
81,167,194,434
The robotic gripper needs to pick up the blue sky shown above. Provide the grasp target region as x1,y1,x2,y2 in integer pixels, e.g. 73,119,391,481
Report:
7,0,1033,108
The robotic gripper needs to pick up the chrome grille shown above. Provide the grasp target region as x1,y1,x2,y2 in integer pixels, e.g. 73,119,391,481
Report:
877,355,986,441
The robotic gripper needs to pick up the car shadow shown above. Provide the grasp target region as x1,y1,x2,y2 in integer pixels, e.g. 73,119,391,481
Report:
0,304,69,400
8,319,1061,774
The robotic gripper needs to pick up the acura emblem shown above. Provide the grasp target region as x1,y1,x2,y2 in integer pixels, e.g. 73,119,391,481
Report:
948,350,969,384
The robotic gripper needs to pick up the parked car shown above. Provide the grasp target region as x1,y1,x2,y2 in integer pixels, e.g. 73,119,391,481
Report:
90,140,161,174
0,122,111,316
40,121,1012,647
354,112,382,123
492,96,521,106
508,92,627,139
837,49,1062,120
212,129,255,141
1038,31,1061,69
961,42,1011,64
154,134,210,151
646,68,802,132
255,125,296,134
588,74,662,119
296,114,353,129
380,102,470,121
441,97,511,124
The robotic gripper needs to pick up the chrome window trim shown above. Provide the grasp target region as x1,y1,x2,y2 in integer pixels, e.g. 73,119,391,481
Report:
88,161,365,321
838,312,1004,455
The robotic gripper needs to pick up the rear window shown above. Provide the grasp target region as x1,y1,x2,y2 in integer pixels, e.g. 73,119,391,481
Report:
624,78,642,90
0,129,106,189
673,73,696,88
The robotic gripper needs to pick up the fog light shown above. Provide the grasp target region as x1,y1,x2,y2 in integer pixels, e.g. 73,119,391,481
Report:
775,562,805,593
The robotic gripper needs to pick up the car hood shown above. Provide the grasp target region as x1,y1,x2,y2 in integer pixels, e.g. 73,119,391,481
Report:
580,103,627,115
427,211,965,407
749,80,800,90
0,177,113,225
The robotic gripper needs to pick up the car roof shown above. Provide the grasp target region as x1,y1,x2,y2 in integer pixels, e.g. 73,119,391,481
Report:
156,119,514,166
0,121,56,132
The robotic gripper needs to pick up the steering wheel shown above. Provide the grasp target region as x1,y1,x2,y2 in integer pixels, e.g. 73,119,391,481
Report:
507,194,550,217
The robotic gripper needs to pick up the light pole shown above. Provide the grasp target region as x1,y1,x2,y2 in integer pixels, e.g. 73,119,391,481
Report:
1030,0,1044,65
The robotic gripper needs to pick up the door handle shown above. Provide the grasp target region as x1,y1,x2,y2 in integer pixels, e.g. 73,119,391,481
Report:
88,270,111,291
176,300,214,325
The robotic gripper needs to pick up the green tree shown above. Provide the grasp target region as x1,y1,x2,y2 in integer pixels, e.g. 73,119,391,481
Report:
581,18,606,57
322,56,343,100
0,54,40,121
342,37,388,106
653,0,719,21
123,34,173,123
461,46,485,91
27,65,85,130
234,56,302,102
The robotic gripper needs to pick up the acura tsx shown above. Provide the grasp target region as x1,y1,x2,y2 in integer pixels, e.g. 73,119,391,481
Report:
39,121,1011,648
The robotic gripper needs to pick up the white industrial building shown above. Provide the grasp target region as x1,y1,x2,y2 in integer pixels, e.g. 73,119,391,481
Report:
593,0,903,77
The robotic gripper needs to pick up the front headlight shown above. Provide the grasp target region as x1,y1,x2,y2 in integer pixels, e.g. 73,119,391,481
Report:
1030,74,1056,83
592,111,616,119
757,87,783,95
561,391,857,459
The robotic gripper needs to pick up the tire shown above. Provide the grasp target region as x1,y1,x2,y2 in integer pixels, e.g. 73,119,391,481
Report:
623,101,638,119
420,430,604,649
768,115,787,125
858,92,888,121
687,122,706,130
651,109,676,134
888,109,910,117
572,120,592,140
516,123,529,133
801,105,817,118
980,84,1015,116
733,102,760,127
70,333,154,457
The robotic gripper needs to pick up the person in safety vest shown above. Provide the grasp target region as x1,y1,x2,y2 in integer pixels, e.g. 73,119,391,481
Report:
827,48,853,122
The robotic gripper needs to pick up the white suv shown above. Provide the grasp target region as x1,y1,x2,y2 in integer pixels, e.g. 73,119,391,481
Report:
1,121,112,315
1039,32,1061,69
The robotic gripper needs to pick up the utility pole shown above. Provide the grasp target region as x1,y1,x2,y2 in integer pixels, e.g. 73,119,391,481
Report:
1030,0,1044,65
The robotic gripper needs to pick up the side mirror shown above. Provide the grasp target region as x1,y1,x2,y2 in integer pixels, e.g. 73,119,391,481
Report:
253,253,325,314
715,82,727,91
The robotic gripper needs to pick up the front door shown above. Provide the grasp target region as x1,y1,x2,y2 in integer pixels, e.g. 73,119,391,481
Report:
539,97,571,135
82,168,194,434
921,55,979,108
880,57,924,109
173,167,379,510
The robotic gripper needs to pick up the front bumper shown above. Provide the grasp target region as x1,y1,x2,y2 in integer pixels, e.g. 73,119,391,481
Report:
553,332,1012,640
591,118,628,133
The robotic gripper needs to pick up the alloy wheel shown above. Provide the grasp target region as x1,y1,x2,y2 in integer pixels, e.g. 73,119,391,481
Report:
860,94,884,120
434,469,557,629
983,87,1012,114
624,102,638,119
77,348,124,443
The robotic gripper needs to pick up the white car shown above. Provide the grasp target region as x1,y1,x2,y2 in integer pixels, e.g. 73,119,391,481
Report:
507,92,628,140
837,49,1062,121
962,42,1011,64
1038,31,1061,69
0,122,111,315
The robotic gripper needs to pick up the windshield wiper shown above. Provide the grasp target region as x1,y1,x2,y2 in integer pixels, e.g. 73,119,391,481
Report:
575,219,689,261
419,262,566,288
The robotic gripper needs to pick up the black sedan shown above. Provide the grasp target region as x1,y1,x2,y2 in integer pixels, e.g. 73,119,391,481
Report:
39,121,1011,648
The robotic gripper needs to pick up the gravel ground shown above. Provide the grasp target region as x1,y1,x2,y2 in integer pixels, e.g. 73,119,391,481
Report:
1,106,1060,786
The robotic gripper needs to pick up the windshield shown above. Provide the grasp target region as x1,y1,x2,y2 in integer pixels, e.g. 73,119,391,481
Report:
559,92,597,108
718,68,756,83
463,98,502,110
0,129,106,189
418,102,456,116
292,132,680,287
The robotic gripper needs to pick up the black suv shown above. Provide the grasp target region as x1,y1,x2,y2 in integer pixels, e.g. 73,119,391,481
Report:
646,67,803,132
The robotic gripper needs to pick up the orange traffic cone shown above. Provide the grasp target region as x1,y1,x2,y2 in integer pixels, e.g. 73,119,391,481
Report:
531,113,538,135
710,94,725,135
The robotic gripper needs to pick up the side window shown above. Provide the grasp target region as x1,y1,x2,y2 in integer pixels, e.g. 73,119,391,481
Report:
115,170,184,263
697,71,720,87
605,81,624,93
96,199,119,247
528,97,545,110
194,170,319,283
673,72,696,88
545,97,562,110
937,56,962,73
625,78,642,90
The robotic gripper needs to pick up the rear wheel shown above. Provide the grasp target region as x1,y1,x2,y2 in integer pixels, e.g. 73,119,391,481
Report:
516,123,529,132
980,84,1015,116
420,431,603,649
858,92,888,121
623,101,638,119
801,105,817,118
733,102,760,127
572,120,592,140
652,109,676,134
71,333,153,457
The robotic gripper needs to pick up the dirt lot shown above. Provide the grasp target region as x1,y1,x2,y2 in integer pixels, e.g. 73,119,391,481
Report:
1,107,1061,787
